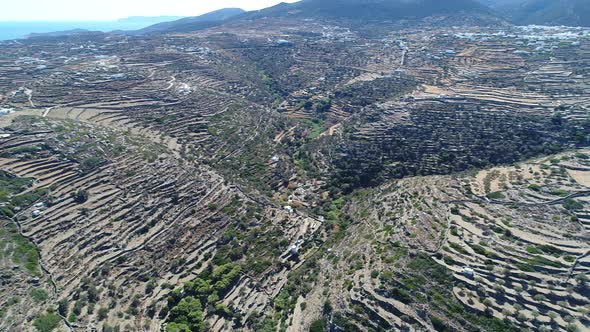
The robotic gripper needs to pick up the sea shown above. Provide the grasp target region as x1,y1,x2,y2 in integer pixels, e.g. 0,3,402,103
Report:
0,20,171,40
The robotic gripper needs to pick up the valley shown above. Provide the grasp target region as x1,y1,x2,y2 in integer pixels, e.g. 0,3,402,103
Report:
0,1,589,331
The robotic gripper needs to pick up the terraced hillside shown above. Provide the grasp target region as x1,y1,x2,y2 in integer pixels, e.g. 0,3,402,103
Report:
0,171,57,331
305,25,590,191
0,113,324,331
0,11,589,332
286,151,590,331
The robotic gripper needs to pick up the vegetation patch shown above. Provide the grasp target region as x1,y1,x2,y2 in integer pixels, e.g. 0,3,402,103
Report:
1,220,40,275
32,310,61,332
486,191,506,200
164,263,242,331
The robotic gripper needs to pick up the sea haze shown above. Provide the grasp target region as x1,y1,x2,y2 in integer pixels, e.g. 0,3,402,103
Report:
0,18,183,40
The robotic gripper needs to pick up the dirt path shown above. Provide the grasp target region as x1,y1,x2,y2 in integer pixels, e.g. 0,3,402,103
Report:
42,106,55,117
165,76,176,90
24,88,35,107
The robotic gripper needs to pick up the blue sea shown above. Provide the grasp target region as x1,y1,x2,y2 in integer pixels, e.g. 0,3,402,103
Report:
0,20,176,40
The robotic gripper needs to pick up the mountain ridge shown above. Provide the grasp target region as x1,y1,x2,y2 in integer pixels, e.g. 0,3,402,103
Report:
479,0,590,26
245,0,493,20
134,0,499,35
135,8,246,34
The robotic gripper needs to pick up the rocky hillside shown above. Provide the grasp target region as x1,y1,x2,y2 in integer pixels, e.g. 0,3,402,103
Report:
296,150,590,331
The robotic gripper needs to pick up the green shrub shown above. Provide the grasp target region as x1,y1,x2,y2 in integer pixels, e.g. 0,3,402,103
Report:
538,244,562,255
526,246,542,254
57,300,68,316
563,199,583,211
33,312,61,332
449,242,468,255
431,315,449,331
30,288,48,302
168,297,206,331
487,192,505,200
551,189,569,197
492,226,504,234
533,294,546,302
309,319,327,332
80,156,104,173
98,307,109,321
528,184,541,191
166,322,191,332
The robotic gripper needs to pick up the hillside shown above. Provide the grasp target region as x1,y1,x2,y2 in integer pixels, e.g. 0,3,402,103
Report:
248,0,492,20
480,0,590,26
1,1,589,332
136,8,246,34
115,16,185,25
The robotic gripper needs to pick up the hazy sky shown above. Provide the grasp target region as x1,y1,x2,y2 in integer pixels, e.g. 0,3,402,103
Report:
1,0,300,21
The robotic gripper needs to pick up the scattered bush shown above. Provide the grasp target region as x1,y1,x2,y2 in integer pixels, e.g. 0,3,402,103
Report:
30,288,48,302
528,184,541,191
563,199,583,211
72,190,88,204
98,307,109,321
487,192,505,200
309,319,327,332
33,311,61,332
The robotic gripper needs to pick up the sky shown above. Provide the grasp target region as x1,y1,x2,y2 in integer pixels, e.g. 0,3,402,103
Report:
0,0,300,21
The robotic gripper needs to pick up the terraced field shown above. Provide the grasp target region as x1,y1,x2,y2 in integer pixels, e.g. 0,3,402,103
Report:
308,151,590,331
0,14,589,332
